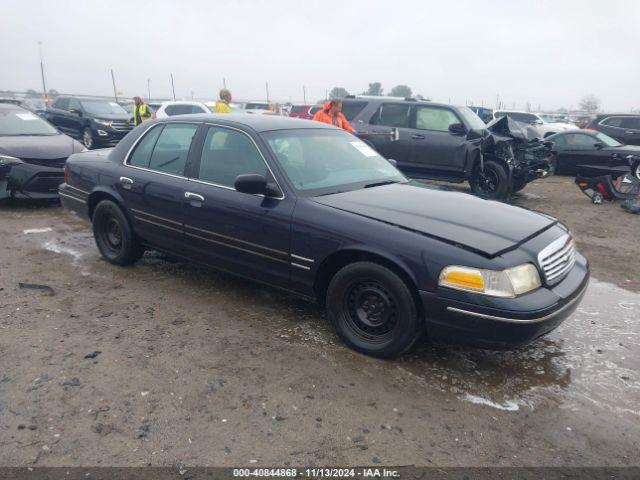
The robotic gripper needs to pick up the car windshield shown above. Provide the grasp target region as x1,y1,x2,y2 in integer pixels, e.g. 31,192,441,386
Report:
263,129,406,196
538,114,555,122
458,107,487,130
290,105,308,114
80,100,127,115
0,108,58,136
596,132,622,147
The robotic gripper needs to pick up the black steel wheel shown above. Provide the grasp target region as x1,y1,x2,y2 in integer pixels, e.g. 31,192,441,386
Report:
92,200,144,265
470,159,509,199
326,262,422,358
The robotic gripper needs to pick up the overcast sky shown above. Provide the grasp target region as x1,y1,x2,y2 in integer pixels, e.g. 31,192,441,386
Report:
2,0,639,111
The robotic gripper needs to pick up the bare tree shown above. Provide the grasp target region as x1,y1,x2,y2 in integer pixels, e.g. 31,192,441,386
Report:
579,94,600,112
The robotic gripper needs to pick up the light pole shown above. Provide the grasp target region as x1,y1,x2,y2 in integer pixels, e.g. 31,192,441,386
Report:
37,41,47,100
147,78,151,102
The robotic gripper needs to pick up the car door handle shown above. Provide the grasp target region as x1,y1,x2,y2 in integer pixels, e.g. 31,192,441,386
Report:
184,191,205,206
625,131,636,134
411,134,425,140
119,177,133,190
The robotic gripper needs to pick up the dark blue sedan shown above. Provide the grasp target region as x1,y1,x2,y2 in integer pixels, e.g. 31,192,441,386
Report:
59,114,589,357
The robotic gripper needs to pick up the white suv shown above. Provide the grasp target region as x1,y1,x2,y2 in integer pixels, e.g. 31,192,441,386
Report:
493,110,576,138
154,101,211,118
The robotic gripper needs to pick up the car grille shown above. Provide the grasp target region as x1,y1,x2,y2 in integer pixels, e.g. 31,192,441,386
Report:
21,157,67,168
537,234,576,285
111,120,134,132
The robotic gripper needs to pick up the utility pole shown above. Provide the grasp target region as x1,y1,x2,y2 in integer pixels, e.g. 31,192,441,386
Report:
191,90,194,100
110,69,118,103
223,77,227,89
147,78,151,102
303,85,306,104
266,82,270,103
170,74,176,100
37,41,47,100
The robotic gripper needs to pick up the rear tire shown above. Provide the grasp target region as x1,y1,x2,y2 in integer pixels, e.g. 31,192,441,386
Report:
92,200,143,265
326,262,422,358
470,159,509,199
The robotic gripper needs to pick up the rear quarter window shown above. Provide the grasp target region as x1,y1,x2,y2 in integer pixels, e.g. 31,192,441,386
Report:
127,125,164,168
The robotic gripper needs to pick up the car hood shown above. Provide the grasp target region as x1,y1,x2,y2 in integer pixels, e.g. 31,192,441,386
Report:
0,133,83,159
613,145,640,155
312,183,556,257
93,114,131,121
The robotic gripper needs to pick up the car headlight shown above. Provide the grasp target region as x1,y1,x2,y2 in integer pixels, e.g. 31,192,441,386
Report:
438,263,541,298
0,154,23,166
94,118,112,127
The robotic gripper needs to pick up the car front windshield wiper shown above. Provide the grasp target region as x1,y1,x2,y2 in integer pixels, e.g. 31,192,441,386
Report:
363,180,400,189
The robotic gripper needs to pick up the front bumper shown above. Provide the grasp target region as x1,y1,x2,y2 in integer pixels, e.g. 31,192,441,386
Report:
420,254,590,349
0,162,64,200
92,127,131,147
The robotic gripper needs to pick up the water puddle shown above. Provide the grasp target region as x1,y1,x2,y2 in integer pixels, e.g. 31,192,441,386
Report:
395,280,640,417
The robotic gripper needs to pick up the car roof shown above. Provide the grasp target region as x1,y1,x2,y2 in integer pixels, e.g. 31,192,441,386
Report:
153,113,335,132
160,100,206,106
595,113,639,118
341,97,462,109
546,129,596,139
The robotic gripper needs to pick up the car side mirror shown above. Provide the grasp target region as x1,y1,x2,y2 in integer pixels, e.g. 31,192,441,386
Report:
387,158,398,167
448,123,465,135
235,174,281,197
594,142,604,149
389,127,400,142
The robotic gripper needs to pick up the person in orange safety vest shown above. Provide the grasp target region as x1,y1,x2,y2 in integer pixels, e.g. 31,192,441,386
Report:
312,99,355,133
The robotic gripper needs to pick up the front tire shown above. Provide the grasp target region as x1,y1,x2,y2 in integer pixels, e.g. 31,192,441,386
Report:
82,128,94,149
470,159,509,199
326,262,422,358
92,200,144,265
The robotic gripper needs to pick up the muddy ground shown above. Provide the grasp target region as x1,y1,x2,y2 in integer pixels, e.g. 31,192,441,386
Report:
0,176,638,467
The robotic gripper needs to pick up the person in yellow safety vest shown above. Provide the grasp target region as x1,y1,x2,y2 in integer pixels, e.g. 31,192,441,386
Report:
132,96,152,126
215,89,232,113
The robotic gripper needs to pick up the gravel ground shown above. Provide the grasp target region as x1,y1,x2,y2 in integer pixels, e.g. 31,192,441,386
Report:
0,177,638,467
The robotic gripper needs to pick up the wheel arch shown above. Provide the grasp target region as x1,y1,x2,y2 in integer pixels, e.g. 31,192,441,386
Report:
87,187,129,222
313,247,423,316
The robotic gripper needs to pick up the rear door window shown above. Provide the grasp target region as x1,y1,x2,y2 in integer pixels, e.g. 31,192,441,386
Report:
68,98,82,112
414,106,460,132
53,98,68,110
128,125,164,168
563,133,597,149
602,117,624,128
340,101,367,121
196,126,267,188
165,104,197,116
147,123,198,175
370,103,411,128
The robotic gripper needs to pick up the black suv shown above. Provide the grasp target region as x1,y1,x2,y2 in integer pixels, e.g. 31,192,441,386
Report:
45,97,134,149
341,96,553,198
586,114,640,146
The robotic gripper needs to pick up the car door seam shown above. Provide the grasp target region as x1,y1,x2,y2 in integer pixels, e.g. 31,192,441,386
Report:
185,231,289,264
